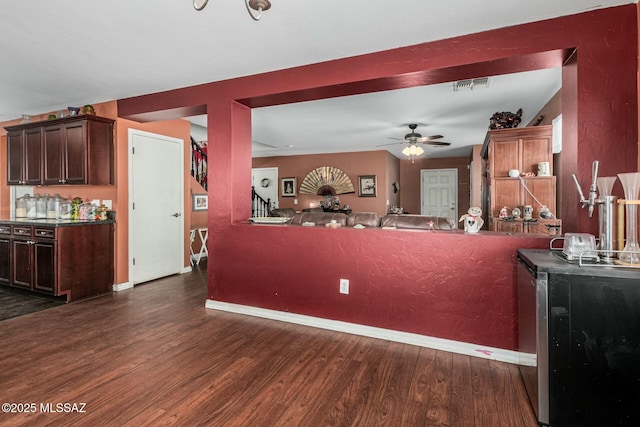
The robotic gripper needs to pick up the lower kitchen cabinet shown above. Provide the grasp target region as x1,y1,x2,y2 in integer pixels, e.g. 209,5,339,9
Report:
0,233,10,285
0,221,114,301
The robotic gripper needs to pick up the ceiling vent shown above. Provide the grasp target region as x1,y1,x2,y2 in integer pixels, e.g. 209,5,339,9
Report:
453,77,490,92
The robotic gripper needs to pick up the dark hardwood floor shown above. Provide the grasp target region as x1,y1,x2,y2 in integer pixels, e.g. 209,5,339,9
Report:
0,261,538,426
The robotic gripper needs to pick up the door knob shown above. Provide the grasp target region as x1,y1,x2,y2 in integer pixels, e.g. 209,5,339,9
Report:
172,213,181,217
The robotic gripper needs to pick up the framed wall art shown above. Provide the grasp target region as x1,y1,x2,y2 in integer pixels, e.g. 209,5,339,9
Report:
192,193,208,211
281,177,297,197
358,175,377,197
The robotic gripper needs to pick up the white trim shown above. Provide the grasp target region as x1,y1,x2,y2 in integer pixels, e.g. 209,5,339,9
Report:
205,300,533,366
181,265,194,274
113,281,133,292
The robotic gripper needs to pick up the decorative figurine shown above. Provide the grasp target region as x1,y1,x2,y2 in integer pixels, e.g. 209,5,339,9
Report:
499,206,509,218
459,206,484,233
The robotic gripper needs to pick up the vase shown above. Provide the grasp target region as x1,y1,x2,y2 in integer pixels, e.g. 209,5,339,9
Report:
617,172,640,265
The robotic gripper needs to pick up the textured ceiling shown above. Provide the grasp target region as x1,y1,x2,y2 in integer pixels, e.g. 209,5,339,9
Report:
0,0,632,158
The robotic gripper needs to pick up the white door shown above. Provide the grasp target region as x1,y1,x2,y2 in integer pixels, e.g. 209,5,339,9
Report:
421,168,458,223
252,167,279,210
129,129,184,285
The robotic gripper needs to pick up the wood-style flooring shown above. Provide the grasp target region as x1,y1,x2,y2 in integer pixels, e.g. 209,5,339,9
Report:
0,286,66,321
0,261,538,426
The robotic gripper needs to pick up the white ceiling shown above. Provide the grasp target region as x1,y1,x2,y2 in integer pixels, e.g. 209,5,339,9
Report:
0,0,633,158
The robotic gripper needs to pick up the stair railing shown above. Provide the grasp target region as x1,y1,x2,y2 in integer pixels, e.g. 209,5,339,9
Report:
252,186,271,217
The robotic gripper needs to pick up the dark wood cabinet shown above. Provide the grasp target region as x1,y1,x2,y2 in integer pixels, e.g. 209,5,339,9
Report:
5,115,114,186
0,225,10,285
1,222,114,301
10,226,56,294
7,127,43,185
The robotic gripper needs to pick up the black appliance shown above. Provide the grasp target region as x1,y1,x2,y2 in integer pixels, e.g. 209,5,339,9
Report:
517,249,640,426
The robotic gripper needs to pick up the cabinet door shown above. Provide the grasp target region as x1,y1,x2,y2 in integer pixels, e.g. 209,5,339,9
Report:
521,177,556,218
6,131,24,185
33,241,56,293
43,125,65,185
493,219,523,233
524,219,562,236
521,137,552,176
490,178,521,218
64,121,88,184
11,240,32,289
491,140,519,177
24,127,43,185
0,237,10,285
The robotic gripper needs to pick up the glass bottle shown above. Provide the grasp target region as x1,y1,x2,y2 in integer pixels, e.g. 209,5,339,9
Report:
15,194,29,218
47,194,62,219
617,172,640,265
25,194,36,219
35,194,47,219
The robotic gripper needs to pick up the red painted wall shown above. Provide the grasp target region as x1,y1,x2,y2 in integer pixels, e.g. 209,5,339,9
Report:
119,5,639,350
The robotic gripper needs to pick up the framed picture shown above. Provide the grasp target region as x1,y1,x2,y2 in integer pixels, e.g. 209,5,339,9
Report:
281,177,297,197
192,193,208,211
358,175,377,197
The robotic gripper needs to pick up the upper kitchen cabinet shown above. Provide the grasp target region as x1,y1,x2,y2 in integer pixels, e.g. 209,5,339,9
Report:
7,127,43,185
5,115,115,186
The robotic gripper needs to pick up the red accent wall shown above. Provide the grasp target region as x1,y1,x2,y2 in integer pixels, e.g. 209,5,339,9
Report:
118,5,639,350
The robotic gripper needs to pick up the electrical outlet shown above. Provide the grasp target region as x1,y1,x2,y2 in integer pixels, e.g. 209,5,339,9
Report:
339,278,349,294
294,198,298,205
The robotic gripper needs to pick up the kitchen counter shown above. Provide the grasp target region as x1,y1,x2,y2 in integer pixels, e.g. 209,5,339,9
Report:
0,217,115,227
518,248,640,279
0,219,114,301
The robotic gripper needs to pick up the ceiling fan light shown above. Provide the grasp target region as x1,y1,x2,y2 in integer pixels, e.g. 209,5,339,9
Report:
402,146,411,156
415,146,424,156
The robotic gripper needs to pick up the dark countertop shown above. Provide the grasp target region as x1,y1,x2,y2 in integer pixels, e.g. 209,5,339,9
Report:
0,217,115,227
518,248,640,280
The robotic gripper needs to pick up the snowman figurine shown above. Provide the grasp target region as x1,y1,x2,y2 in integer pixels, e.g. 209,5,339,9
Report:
459,206,484,233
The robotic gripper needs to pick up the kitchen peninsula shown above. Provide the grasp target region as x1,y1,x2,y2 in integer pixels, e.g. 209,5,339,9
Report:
0,218,114,302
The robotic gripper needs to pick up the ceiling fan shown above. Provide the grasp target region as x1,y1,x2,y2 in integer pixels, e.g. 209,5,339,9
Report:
380,124,451,147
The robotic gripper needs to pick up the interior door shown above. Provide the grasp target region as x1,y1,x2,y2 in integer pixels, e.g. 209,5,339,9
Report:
252,167,279,210
421,168,458,223
129,129,184,285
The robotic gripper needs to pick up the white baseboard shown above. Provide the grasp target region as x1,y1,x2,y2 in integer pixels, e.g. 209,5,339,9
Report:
181,265,193,274
113,281,133,292
205,300,533,366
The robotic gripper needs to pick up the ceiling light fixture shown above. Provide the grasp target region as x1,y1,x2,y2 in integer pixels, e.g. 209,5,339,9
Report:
402,144,424,163
193,0,272,21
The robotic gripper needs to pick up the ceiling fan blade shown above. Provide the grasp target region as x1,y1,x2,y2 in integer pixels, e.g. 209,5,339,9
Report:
416,134,444,142
386,137,405,141
425,140,451,146
377,141,405,147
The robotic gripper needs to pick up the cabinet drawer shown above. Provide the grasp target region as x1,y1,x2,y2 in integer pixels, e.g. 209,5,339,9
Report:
34,227,55,239
0,225,10,235
12,226,32,237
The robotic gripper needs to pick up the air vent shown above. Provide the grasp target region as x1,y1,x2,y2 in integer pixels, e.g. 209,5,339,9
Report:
453,77,490,91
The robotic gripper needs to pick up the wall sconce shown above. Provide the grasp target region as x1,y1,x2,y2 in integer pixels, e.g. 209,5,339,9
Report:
193,0,272,21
